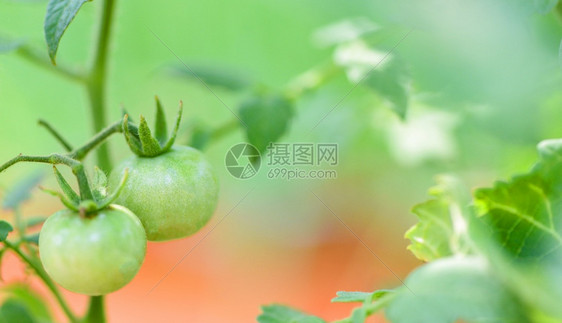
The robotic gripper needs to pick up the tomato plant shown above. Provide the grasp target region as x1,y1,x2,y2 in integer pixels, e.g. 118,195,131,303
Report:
109,101,219,241
1,0,562,322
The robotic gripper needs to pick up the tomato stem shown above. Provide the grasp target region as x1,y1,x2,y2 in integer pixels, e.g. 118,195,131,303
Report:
0,154,95,201
86,0,117,173
84,0,117,318
84,296,106,323
38,119,74,152
3,241,80,323
69,120,123,161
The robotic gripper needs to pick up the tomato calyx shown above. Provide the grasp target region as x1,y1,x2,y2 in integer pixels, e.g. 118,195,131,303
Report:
40,166,129,215
122,96,183,157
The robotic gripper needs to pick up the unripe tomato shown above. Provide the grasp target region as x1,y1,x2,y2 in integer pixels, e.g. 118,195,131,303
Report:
39,205,146,295
109,146,219,241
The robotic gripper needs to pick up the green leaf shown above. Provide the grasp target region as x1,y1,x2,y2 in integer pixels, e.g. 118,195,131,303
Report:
350,307,366,323
239,94,294,153
44,0,89,64
363,55,409,119
257,305,325,323
2,284,53,323
52,166,80,205
91,166,108,201
23,234,39,245
474,139,562,261
334,41,410,119
2,171,44,210
534,0,559,14
25,216,47,228
0,299,36,323
331,290,390,303
0,221,13,242
154,96,168,145
138,115,163,156
386,257,529,323
171,64,251,91
405,175,473,262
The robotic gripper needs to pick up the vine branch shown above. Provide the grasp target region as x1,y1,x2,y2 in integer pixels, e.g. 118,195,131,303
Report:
3,241,79,323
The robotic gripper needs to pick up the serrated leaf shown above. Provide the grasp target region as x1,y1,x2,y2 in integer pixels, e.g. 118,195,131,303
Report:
2,171,44,210
44,0,89,64
474,139,562,261
534,0,559,14
154,97,168,145
91,166,108,201
138,115,163,156
406,176,473,262
171,64,251,91
52,167,80,205
386,257,529,323
2,284,53,323
0,221,13,242
257,305,325,323
239,94,294,153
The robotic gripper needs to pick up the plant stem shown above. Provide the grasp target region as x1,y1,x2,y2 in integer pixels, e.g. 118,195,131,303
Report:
16,47,86,83
84,0,118,319
4,241,79,323
0,154,94,200
285,60,342,100
86,0,117,173
84,296,106,323
38,119,74,152
69,120,123,161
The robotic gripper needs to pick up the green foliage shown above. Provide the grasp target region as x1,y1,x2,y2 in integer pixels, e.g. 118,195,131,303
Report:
405,176,473,262
53,166,80,205
91,166,108,201
362,56,409,119
334,40,410,119
257,305,325,323
331,290,390,303
44,0,89,64
0,221,13,241
123,100,183,157
2,171,44,210
0,300,36,323
1,284,53,323
474,139,562,261
386,257,528,323
239,94,294,153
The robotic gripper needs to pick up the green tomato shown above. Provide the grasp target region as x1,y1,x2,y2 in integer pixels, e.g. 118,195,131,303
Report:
39,205,146,295
109,146,219,241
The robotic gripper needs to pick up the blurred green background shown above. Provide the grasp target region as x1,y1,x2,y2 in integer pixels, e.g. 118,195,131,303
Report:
1,0,562,322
